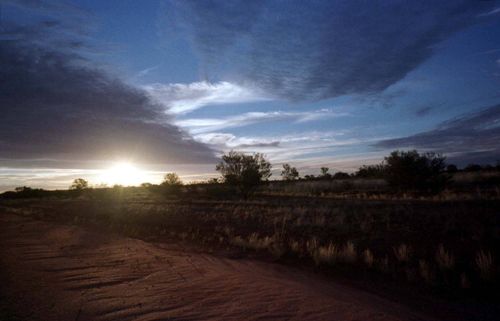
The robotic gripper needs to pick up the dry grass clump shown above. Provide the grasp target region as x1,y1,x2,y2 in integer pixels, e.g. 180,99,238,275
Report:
418,260,433,284
339,241,357,263
247,233,274,250
306,237,319,257
435,244,455,271
310,241,357,266
362,249,374,268
393,244,411,263
475,250,494,281
314,242,339,265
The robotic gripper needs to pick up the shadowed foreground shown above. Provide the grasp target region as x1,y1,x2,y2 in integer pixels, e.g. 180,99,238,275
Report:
0,212,439,321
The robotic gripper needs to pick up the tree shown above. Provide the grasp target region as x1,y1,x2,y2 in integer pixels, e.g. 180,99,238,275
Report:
216,151,272,197
355,164,386,178
384,150,449,193
161,173,182,197
162,173,182,186
320,167,331,179
281,163,299,181
332,171,350,179
70,178,88,190
464,164,482,172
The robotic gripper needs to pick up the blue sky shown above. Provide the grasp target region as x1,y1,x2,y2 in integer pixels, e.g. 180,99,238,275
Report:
1,0,500,190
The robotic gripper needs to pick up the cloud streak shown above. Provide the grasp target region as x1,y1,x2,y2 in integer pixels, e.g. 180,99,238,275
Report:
144,81,270,114
0,1,216,168
176,109,348,134
374,104,500,165
169,0,495,101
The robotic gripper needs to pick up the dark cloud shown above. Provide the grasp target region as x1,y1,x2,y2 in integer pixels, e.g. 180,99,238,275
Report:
0,2,216,167
169,0,495,100
374,104,500,165
415,106,434,117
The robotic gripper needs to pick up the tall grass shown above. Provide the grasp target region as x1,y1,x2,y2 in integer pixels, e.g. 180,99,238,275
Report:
436,244,455,271
393,244,411,263
475,250,494,281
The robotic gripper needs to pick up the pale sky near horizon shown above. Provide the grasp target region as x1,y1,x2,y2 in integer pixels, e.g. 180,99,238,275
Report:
1,0,500,191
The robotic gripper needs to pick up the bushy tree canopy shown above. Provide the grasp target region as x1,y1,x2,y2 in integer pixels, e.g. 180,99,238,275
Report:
281,163,299,181
216,151,271,197
162,173,182,186
384,150,449,193
70,178,88,190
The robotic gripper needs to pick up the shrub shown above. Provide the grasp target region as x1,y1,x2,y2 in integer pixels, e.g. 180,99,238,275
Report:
216,151,272,198
355,164,385,178
161,173,183,197
162,173,182,186
332,172,350,179
384,150,450,193
320,167,331,179
70,178,89,190
281,163,299,181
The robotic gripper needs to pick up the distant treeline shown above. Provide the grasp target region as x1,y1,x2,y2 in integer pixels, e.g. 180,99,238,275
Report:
2,150,500,199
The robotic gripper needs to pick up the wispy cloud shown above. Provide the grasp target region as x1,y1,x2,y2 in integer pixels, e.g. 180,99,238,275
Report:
144,81,270,114
193,130,386,165
375,104,500,165
132,65,160,81
168,0,494,101
176,109,348,134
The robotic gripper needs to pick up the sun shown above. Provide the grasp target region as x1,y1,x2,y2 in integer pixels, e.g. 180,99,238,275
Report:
98,162,145,186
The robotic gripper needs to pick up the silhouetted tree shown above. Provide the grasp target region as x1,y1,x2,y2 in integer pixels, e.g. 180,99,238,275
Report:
384,150,449,193
464,164,482,172
161,173,183,197
70,178,88,190
281,163,299,181
332,171,350,179
320,167,331,179
162,173,182,186
216,151,271,197
15,186,32,192
355,164,386,178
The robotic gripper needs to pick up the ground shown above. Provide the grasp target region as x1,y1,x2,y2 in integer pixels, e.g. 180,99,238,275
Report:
0,211,442,321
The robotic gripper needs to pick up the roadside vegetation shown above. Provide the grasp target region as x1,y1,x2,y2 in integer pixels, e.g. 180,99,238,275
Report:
1,149,499,303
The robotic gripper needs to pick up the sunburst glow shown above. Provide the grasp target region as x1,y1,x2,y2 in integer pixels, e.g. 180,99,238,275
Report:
98,162,146,186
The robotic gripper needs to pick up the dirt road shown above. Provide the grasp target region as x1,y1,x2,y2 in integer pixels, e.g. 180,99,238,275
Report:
0,212,438,321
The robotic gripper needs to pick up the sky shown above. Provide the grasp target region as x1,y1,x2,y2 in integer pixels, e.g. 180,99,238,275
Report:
1,0,500,190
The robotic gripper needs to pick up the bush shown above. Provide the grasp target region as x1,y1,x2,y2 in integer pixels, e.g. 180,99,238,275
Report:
216,151,272,197
281,163,299,181
332,172,350,179
384,150,450,193
161,173,183,197
355,164,385,178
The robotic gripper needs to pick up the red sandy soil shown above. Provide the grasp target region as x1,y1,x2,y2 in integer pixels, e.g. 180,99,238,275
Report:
0,212,440,321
